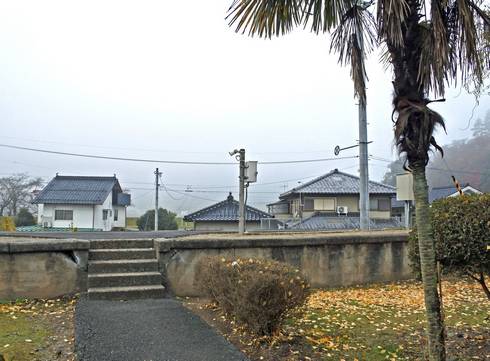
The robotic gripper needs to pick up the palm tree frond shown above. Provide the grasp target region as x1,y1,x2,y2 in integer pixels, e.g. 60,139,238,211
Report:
376,0,410,47
394,97,446,168
444,0,489,95
330,3,377,101
227,0,302,38
429,0,450,94
302,0,350,33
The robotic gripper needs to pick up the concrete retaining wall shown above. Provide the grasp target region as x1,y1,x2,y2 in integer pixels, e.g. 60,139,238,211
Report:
0,238,89,300
0,231,411,300
157,230,411,296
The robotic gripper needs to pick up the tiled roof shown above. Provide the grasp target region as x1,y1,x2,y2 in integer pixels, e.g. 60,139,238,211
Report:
280,169,395,198
391,198,405,208
428,185,457,203
290,213,403,231
183,193,272,222
428,184,482,203
32,175,119,205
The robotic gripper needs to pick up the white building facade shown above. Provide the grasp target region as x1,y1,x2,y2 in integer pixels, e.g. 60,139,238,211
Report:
33,175,130,231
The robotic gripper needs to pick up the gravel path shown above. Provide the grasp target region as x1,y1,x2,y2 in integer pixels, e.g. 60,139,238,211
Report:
75,298,248,361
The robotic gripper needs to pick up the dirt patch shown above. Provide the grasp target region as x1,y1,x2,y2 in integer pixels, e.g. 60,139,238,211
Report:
185,301,322,361
0,296,76,361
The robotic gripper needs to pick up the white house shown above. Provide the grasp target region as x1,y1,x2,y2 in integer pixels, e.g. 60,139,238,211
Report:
32,175,131,231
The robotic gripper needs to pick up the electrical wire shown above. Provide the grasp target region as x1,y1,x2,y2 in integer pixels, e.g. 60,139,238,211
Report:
159,174,185,201
369,155,490,176
0,143,358,166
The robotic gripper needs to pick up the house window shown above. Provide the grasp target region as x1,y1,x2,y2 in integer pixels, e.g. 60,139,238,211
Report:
314,198,335,211
303,198,314,211
114,209,118,221
55,210,73,221
378,198,391,211
370,198,391,211
103,210,109,220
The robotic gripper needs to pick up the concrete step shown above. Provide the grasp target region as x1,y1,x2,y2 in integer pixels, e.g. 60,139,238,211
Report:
87,285,166,300
90,239,154,250
89,248,156,261
88,259,159,274
88,272,162,288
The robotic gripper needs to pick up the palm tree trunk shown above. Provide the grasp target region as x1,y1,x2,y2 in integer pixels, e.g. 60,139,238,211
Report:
413,165,446,361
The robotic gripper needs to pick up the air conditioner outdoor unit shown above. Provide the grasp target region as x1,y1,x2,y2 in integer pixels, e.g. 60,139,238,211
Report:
337,206,348,215
43,221,52,228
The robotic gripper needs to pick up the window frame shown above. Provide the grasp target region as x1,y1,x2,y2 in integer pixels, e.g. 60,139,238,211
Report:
303,198,314,211
54,209,73,221
313,198,335,211
369,198,391,211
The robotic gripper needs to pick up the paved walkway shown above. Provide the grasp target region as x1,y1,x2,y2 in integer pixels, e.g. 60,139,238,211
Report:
75,298,248,361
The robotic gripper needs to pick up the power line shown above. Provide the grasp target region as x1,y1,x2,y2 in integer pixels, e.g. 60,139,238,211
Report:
369,156,490,176
165,188,220,203
0,135,226,155
128,186,280,194
0,144,236,165
0,143,358,166
0,135,362,156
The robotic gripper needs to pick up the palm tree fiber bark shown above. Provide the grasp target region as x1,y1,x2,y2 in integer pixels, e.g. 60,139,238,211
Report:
413,165,446,361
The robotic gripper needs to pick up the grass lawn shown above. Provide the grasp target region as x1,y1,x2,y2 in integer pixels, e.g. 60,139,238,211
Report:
0,297,76,361
185,278,489,361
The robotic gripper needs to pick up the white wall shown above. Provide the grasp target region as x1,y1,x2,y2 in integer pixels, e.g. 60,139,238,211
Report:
37,204,44,224
113,206,126,228
39,194,129,231
94,194,113,231
41,204,94,229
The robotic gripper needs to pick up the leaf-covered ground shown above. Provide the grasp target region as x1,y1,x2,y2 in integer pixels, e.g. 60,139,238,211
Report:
0,297,76,361
185,279,490,361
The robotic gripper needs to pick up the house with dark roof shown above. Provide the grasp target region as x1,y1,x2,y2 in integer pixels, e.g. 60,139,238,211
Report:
183,193,272,232
32,175,131,231
429,183,482,203
267,169,402,230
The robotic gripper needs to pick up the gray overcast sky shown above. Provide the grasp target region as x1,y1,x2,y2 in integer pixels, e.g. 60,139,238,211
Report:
0,0,487,216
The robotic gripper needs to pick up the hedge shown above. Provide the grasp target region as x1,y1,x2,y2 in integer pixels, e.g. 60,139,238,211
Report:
0,217,16,231
195,257,309,335
409,193,490,298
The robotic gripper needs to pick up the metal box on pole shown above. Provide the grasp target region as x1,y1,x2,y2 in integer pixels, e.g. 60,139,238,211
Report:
245,161,258,183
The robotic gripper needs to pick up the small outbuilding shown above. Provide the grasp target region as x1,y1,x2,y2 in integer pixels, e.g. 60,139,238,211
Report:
183,193,272,232
32,175,131,231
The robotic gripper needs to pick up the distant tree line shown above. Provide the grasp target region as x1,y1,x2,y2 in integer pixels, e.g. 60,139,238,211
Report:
0,173,43,216
137,208,178,231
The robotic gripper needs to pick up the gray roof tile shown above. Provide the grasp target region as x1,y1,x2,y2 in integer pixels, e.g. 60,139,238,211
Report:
280,169,395,198
33,176,119,205
291,213,403,230
184,193,271,222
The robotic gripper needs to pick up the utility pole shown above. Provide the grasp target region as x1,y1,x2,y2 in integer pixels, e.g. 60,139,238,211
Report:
229,148,246,234
238,149,246,234
358,98,370,230
154,168,161,232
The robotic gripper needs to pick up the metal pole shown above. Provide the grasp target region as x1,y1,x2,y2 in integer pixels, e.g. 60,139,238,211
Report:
359,98,370,230
238,149,246,234
154,168,160,232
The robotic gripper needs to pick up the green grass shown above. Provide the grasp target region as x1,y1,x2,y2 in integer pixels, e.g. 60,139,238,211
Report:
0,312,49,361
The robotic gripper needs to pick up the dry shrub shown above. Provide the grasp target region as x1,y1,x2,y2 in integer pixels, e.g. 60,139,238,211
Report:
195,256,309,335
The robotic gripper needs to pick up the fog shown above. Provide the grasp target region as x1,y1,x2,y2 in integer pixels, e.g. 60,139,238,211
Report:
0,0,486,216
